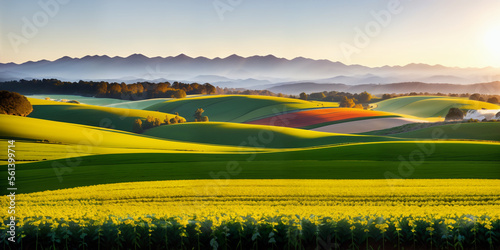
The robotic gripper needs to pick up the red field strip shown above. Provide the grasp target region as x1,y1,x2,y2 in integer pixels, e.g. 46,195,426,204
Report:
246,108,394,128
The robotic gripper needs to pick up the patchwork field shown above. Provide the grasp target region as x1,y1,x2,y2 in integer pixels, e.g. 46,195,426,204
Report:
246,108,400,128
144,95,339,122
311,117,428,133
1,94,499,249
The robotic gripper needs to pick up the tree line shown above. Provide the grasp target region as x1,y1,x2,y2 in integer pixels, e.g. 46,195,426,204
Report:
0,79,216,100
296,90,500,107
381,92,499,103
297,91,373,108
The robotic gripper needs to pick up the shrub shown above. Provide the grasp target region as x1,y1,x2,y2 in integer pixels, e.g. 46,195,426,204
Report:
142,116,162,130
353,104,364,109
487,97,499,104
170,116,185,124
444,108,464,121
163,115,171,125
0,90,33,116
469,93,481,100
194,108,208,122
381,94,392,100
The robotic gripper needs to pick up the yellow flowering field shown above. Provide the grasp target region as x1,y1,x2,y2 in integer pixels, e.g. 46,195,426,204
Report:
2,179,499,249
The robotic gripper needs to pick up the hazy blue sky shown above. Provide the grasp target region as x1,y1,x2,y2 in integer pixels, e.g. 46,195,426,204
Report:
1,0,500,67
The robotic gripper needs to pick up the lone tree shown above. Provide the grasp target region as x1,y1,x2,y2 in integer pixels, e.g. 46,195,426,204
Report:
339,96,355,108
357,91,372,103
445,108,464,121
132,119,143,133
299,92,308,101
194,108,204,121
194,108,209,122
0,90,33,116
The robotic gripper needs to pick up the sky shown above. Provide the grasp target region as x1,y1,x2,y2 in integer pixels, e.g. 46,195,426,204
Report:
1,0,500,67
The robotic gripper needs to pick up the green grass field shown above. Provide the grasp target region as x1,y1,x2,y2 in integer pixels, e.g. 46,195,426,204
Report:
389,122,500,141
144,95,339,122
364,122,500,141
27,94,132,106
103,98,173,109
7,139,500,192
372,96,500,117
143,122,401,147
27,98,181,132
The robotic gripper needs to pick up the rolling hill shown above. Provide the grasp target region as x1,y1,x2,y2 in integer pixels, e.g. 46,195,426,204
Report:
27,98,182,132
1,93,498,194
372,96,500,117
10,141,500,193
144,95,338,122
143,122,400,148
246,108,402,129
0,115,267,154
383,122,500,141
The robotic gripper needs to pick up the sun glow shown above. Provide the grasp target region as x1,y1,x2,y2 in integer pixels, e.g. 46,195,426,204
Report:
484,27,500,60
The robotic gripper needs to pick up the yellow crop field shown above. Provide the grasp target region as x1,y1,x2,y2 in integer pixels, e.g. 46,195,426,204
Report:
7,179,499,219
2,179,498,249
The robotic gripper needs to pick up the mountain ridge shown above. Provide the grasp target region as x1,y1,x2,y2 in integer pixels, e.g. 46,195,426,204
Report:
4,53,497,70
1,54,499,91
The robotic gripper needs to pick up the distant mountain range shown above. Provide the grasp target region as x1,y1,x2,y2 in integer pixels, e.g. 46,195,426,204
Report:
1,54,500,94
266,82,500,95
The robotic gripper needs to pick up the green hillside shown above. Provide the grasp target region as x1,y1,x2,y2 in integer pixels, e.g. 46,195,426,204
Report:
0,115,267,154
373,96,499,118
104,98,172,109
8,141,500,192
388,122,500,141
27,98,181,132
143,122,400,148
144,95,338,122
27,94,132,106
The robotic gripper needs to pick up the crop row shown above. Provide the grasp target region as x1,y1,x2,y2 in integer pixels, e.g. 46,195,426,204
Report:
1,214,499,249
